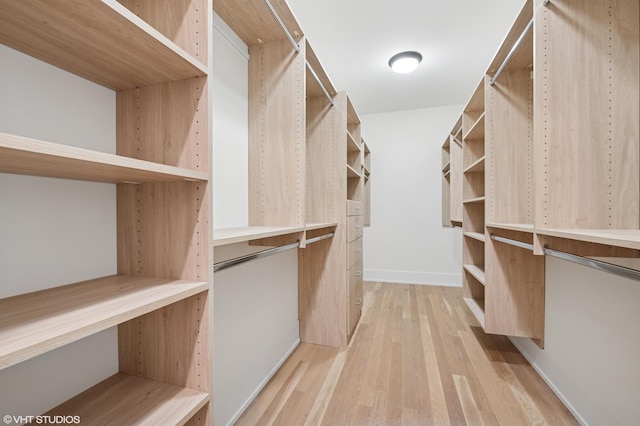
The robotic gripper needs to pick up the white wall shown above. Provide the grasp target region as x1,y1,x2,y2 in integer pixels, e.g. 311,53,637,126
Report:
0,45,118,415
212,17,300,426
362,105,463,286
511,257,640,425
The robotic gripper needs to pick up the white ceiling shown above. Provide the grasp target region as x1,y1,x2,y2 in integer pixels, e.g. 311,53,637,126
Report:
287,0,527,115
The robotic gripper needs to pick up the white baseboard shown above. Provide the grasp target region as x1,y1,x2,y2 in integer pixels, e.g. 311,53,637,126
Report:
508,337,587,426
226,338,301,426
364,268,462,287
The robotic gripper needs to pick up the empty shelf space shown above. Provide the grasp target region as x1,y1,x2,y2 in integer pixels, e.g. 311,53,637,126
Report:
45,373,209,424
463,297,486,327
0,275,208,370
213,226,306,246
536,229,640,250
0,0,207,90
305,40,336,99
463,113,485,141
487,223,534,233
463,264,486,285
464,232,486,242
0,133,208,183
463,196,486,204
347,132,361,152
464,156,485,173
347,164,362,178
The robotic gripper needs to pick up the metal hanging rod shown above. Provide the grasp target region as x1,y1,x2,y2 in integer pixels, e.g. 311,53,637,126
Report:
489,18,533,86
263,0,300,53
544,248,640,282
306,61,335,106
214,232,334,272
305,232,335,245
490,234,534,251
490,234,640,281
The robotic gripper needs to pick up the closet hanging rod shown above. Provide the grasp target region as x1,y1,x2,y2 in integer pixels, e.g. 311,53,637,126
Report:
489,18,533,86
263,0,300,53
490,234,534,251
490,234,640,281
305,231,335,245
213,232,334,272
306,61,335,106
544,248,640,282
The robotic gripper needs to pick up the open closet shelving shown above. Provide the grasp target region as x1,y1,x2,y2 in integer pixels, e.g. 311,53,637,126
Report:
0,0,213,423
442,115,463,227
442,0,639,346
214,0,370,348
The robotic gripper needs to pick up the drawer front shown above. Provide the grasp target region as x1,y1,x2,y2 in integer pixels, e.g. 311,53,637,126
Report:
347,237,363,270
347,215,363,243
347,200,362,216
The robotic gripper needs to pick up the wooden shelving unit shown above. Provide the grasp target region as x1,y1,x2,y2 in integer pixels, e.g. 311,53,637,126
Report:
0,1,213,423
215,0,370,350
533,0,639,256
442,115,463,227
441,0,640,345
363,140,372,226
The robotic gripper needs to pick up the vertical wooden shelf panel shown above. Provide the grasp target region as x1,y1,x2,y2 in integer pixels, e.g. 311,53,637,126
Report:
485,229,544,339
114,2,213,423
363,141,371,226
486,63,533,226
534,0,639,231
461,77,486,327
248,39,306,227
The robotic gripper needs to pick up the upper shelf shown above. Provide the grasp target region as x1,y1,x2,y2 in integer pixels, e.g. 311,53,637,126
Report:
487,0,533,76
0,132,208,183
536,229,640,251
487,223,535,233
213,226,306,247
347,164,362,179
0,0,207,90
214,0,304,46
0,275,208,370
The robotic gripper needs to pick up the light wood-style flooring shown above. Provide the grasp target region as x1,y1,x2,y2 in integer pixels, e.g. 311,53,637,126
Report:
237,282,578,425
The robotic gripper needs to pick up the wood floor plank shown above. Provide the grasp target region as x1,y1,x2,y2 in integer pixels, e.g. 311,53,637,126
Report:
235,282,577,426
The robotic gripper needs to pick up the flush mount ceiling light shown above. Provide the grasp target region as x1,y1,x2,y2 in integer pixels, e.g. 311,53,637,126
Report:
388,51,423,74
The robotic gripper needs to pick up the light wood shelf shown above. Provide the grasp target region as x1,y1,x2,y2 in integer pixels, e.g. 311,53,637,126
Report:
45,373,209,424
0,275,208,370
443,162,451,173
0,0,207,90
464,264,486,285
536,229,640,251
0,133,208,183
464,156,485,173
463,196,486,204
463,297,486,327
464,232,486,243
347,131,361,152
214,0,303,46
347,164,362,179
305,222,338,231
463,112,485,141
487,223,534,233
213,226,306,247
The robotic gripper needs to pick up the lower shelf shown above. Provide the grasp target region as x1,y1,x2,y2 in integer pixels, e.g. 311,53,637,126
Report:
463,297,485,328
463,264,486,285
45,373,209,424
